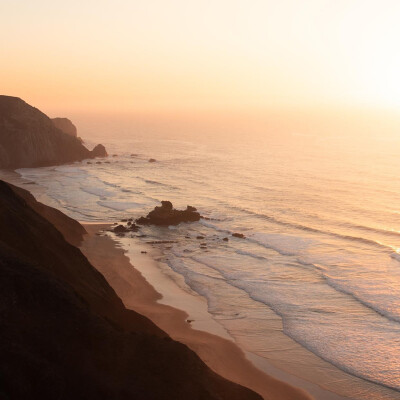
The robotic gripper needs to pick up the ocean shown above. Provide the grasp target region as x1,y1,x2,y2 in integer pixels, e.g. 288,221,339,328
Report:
15,122,400,399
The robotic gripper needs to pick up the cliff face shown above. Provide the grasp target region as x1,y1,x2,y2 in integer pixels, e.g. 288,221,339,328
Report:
51,117,77,137
0,96,107,168
0,180,262,400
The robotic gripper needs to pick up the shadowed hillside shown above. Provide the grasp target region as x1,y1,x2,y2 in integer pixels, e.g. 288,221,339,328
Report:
0,181,262,400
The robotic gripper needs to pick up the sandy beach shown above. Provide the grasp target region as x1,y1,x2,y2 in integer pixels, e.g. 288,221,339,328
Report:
80,224,327,400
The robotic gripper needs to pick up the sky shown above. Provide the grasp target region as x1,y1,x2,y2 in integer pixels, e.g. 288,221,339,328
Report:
1,0,400,118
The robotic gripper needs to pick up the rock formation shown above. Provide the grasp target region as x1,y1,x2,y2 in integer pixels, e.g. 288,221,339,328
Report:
51,117,77,137
91,143,107,158
0,96,107,168
136,201,201,226
0,180,261,400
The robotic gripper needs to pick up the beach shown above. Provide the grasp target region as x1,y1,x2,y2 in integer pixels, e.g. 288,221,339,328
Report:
81,223,345,400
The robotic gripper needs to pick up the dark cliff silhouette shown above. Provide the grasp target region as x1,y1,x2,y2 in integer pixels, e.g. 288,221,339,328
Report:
0,180,262,400
51,117,77,137
0,96,107,168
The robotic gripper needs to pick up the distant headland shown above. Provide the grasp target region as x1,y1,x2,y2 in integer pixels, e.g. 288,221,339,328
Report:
0,95,107,169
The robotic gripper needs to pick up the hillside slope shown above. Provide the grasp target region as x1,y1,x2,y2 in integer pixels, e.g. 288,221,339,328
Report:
0,180,262,400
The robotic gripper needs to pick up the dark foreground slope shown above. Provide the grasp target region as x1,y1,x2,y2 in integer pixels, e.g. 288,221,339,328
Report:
8,183,86,246
0,96,107,168
0,180,262,400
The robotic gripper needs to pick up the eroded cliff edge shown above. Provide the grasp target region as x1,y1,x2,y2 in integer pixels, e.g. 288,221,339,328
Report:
0,180,262,400
0,96,107,168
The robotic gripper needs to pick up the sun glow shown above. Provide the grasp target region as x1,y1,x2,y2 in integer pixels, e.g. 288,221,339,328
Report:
1,0,400,114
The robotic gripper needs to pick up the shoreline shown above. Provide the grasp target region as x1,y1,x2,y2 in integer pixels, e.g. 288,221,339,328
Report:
80,223,337,400
3,170,398,400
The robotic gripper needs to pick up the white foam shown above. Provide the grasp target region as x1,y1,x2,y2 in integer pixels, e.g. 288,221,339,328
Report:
81,186,114,198
97,200,143,211
250,232,317,256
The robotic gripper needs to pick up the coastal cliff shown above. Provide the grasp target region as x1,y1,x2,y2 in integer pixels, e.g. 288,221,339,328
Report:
51,117,77,137
0,96,107,168
0,180,262,400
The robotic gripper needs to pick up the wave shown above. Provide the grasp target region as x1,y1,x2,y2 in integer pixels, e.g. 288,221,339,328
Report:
235,249,268,261
127,175,181,190
170,252,400,391
217,204,395,252
250,233,317,256
322,275,400,325
97,200,144,211
80,186,114,198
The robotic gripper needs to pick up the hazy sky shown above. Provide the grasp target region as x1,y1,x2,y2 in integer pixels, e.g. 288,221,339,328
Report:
1,0,400,115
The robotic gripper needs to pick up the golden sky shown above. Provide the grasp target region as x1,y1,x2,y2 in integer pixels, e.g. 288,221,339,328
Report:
1,0,400,114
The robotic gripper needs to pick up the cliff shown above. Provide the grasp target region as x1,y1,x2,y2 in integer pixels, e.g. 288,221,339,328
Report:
51,117,77,137
0,180,262,400
0,96,107,168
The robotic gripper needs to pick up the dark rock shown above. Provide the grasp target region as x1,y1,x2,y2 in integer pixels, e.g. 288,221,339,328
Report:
113,225,128,233
130,153,138,157
87,161,92,164
91,144,107,158
112,154,118,157
149,158,157,163
196,236,205,239
128,224,139,232
136,201,201,226
141,251,147,254
96,161,102,164
0,96,107,168
223,237,229,242
232,233,245,239
121,219,128,222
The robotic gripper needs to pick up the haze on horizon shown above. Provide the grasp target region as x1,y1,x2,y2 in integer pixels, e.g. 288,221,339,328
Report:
1,0,400,136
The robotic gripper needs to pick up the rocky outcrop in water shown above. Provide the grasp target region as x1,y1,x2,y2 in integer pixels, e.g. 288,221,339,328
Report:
0,96,107,168
136,201,201,226
91,143,107,158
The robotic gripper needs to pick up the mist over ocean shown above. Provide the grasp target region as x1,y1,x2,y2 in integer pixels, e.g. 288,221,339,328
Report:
17,123,400,399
